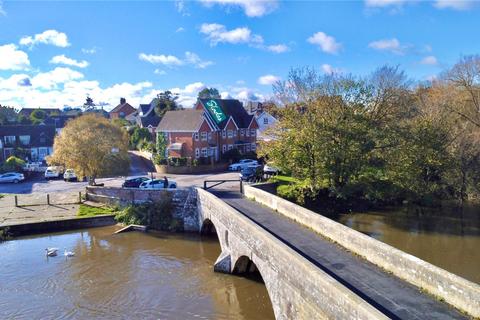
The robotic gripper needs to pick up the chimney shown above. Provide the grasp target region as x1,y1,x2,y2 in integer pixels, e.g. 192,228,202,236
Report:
120,97,126,105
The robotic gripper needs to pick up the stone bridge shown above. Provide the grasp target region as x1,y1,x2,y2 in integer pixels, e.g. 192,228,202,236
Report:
196,186,480,320
86,185,480,319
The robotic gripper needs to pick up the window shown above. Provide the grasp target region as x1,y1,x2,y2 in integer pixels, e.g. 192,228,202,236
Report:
263,117,269,125
4,136,15,145
195,148,200,158
246,144,251,152
228,144,233,151
227,130,233,138
250,129,256,137
201,132,207,141
222,145,227,153
246,129,250,137
201,148,208,157
251,143,256,151
208,132,212,141
233,130,237,137
194,132,199,141
19,135,30,146
222,130,226,138
240,129,245,136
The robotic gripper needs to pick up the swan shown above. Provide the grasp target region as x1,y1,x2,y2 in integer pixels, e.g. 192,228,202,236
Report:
64,249,75,257
45,248,58,257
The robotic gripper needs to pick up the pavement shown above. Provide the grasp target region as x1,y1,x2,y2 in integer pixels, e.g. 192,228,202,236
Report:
212,190,465,319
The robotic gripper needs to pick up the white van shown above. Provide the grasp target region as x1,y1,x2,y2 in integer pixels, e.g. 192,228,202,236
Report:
44,166,62,179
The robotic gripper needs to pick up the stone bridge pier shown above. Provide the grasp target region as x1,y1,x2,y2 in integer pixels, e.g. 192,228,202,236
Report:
196,188,387,320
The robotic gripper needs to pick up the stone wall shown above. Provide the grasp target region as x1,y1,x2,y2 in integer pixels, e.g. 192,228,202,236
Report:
196,188,387,320
244,184,480,318
86,186,199,231
155,163,229,174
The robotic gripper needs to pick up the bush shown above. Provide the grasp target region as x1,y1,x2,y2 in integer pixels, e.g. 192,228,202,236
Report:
168,157,187,167
153,154,167,165
2,156,26,172
221,148,241,162
115,197,182,231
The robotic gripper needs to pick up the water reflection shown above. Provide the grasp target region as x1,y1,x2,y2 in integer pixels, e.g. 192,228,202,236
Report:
337,204,480,284
0,226,275,319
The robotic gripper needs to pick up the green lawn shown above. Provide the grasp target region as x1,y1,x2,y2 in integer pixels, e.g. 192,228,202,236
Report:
77,204,117,217
270,175,299,184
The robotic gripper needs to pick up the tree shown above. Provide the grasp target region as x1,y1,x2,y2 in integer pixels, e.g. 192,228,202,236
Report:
198,87,221,99
47,114,130,184
30,109,47,124
129,127,152,149
154,91,179,117
156,132,167,159
83,95,96,111
0,105,18,125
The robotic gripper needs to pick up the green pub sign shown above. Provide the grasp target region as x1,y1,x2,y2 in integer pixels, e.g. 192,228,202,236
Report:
205,100,227,124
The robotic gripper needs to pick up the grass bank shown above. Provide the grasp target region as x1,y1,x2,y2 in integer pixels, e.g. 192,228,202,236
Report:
77,204,118,217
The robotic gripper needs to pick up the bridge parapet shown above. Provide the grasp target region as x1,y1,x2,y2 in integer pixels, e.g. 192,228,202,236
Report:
244,184,480,318
196,187,388,320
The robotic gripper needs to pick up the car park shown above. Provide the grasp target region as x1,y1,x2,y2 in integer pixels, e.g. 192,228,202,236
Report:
0,172,25,184
139,178,177,189
228,159,258,171
122,176,149,188
264,164,280,175
239,165,264,182
63,169,77,182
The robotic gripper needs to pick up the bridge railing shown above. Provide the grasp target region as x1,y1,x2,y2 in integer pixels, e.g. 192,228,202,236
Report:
203,179,244,193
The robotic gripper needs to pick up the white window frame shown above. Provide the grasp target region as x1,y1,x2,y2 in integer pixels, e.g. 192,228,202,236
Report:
233,130,237,137
227,130,233,138
194,132,199,141
4,136,15,145
250,129,256,137
222,130,226,138
201,147,208,157
201,132,207,141
251,143,256,151
19,135,30,146
246,144,251,152
208,132,212,141
246,130,250,137
195,148,200,158
222,144,227,153
228,144,233,151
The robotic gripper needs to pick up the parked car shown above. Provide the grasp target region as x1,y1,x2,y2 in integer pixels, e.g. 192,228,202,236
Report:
63,169,77,182
264,164,280,175
122,176,149,188
45,166,63,179
228,159,258,171
0,172,25,183
240,165,264,182
139,179,177,189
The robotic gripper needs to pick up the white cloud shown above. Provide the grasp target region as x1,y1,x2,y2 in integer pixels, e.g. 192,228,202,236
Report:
0,44,30,70
307,32,341,54
258,74,280,85
368,38,405,54
199,0,278,17
0,1,5,16
420,55,438,65
169,82,207,107
266,44,289,53
434,0,475,10
82,47,97,54
0,74,32,90
139,53,184,66
19,29,70,48
154,69,167,75
364,0,406,7
176,27,185,32
50,55,89,68
31,67,84,90
175,0,190,16
200,23,262,45
139,51,213,69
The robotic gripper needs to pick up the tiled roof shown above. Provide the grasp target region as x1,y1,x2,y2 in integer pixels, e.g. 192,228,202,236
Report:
198,99,255,129
0,125,56,147
157,110,204,132
110,102,136,115
140,114,161,128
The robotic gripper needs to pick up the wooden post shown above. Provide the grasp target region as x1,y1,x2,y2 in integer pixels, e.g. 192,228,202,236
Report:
47,194,50,205
240,180,244,194
14,195,18,207
78,191,82,204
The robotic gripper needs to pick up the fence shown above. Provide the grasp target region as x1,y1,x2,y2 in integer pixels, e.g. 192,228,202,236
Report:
13,192,83,207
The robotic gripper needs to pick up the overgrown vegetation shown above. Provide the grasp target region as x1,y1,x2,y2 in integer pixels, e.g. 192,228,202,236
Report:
77,204,118,217
261,56,480,210
0,156,26,173
0,227,12,241
115,198,181,231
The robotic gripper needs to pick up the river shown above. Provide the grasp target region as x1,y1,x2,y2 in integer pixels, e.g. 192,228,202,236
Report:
0,226,275,319
336,203,480,284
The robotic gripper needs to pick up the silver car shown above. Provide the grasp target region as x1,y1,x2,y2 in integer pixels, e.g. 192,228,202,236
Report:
0,172,25,183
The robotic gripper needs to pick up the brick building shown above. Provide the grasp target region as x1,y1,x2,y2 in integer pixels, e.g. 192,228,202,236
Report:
156,99,258,161
109,98,136,119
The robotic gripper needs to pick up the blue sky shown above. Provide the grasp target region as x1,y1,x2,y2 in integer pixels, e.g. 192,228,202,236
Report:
0,0,479,110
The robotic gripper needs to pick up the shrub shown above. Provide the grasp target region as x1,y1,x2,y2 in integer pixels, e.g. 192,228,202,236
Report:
153,154,167,165
2,156,26,172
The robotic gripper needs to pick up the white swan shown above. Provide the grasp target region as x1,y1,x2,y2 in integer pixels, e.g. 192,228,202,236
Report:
45,248,58,257
64,249,75,257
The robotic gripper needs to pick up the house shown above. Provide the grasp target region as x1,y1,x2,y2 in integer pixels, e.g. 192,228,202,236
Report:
18,107,61,117
135,100,161,137
244,102,278,141
156,98,258,161
109,98,136,119
0,125,56,162
44,115,77,134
